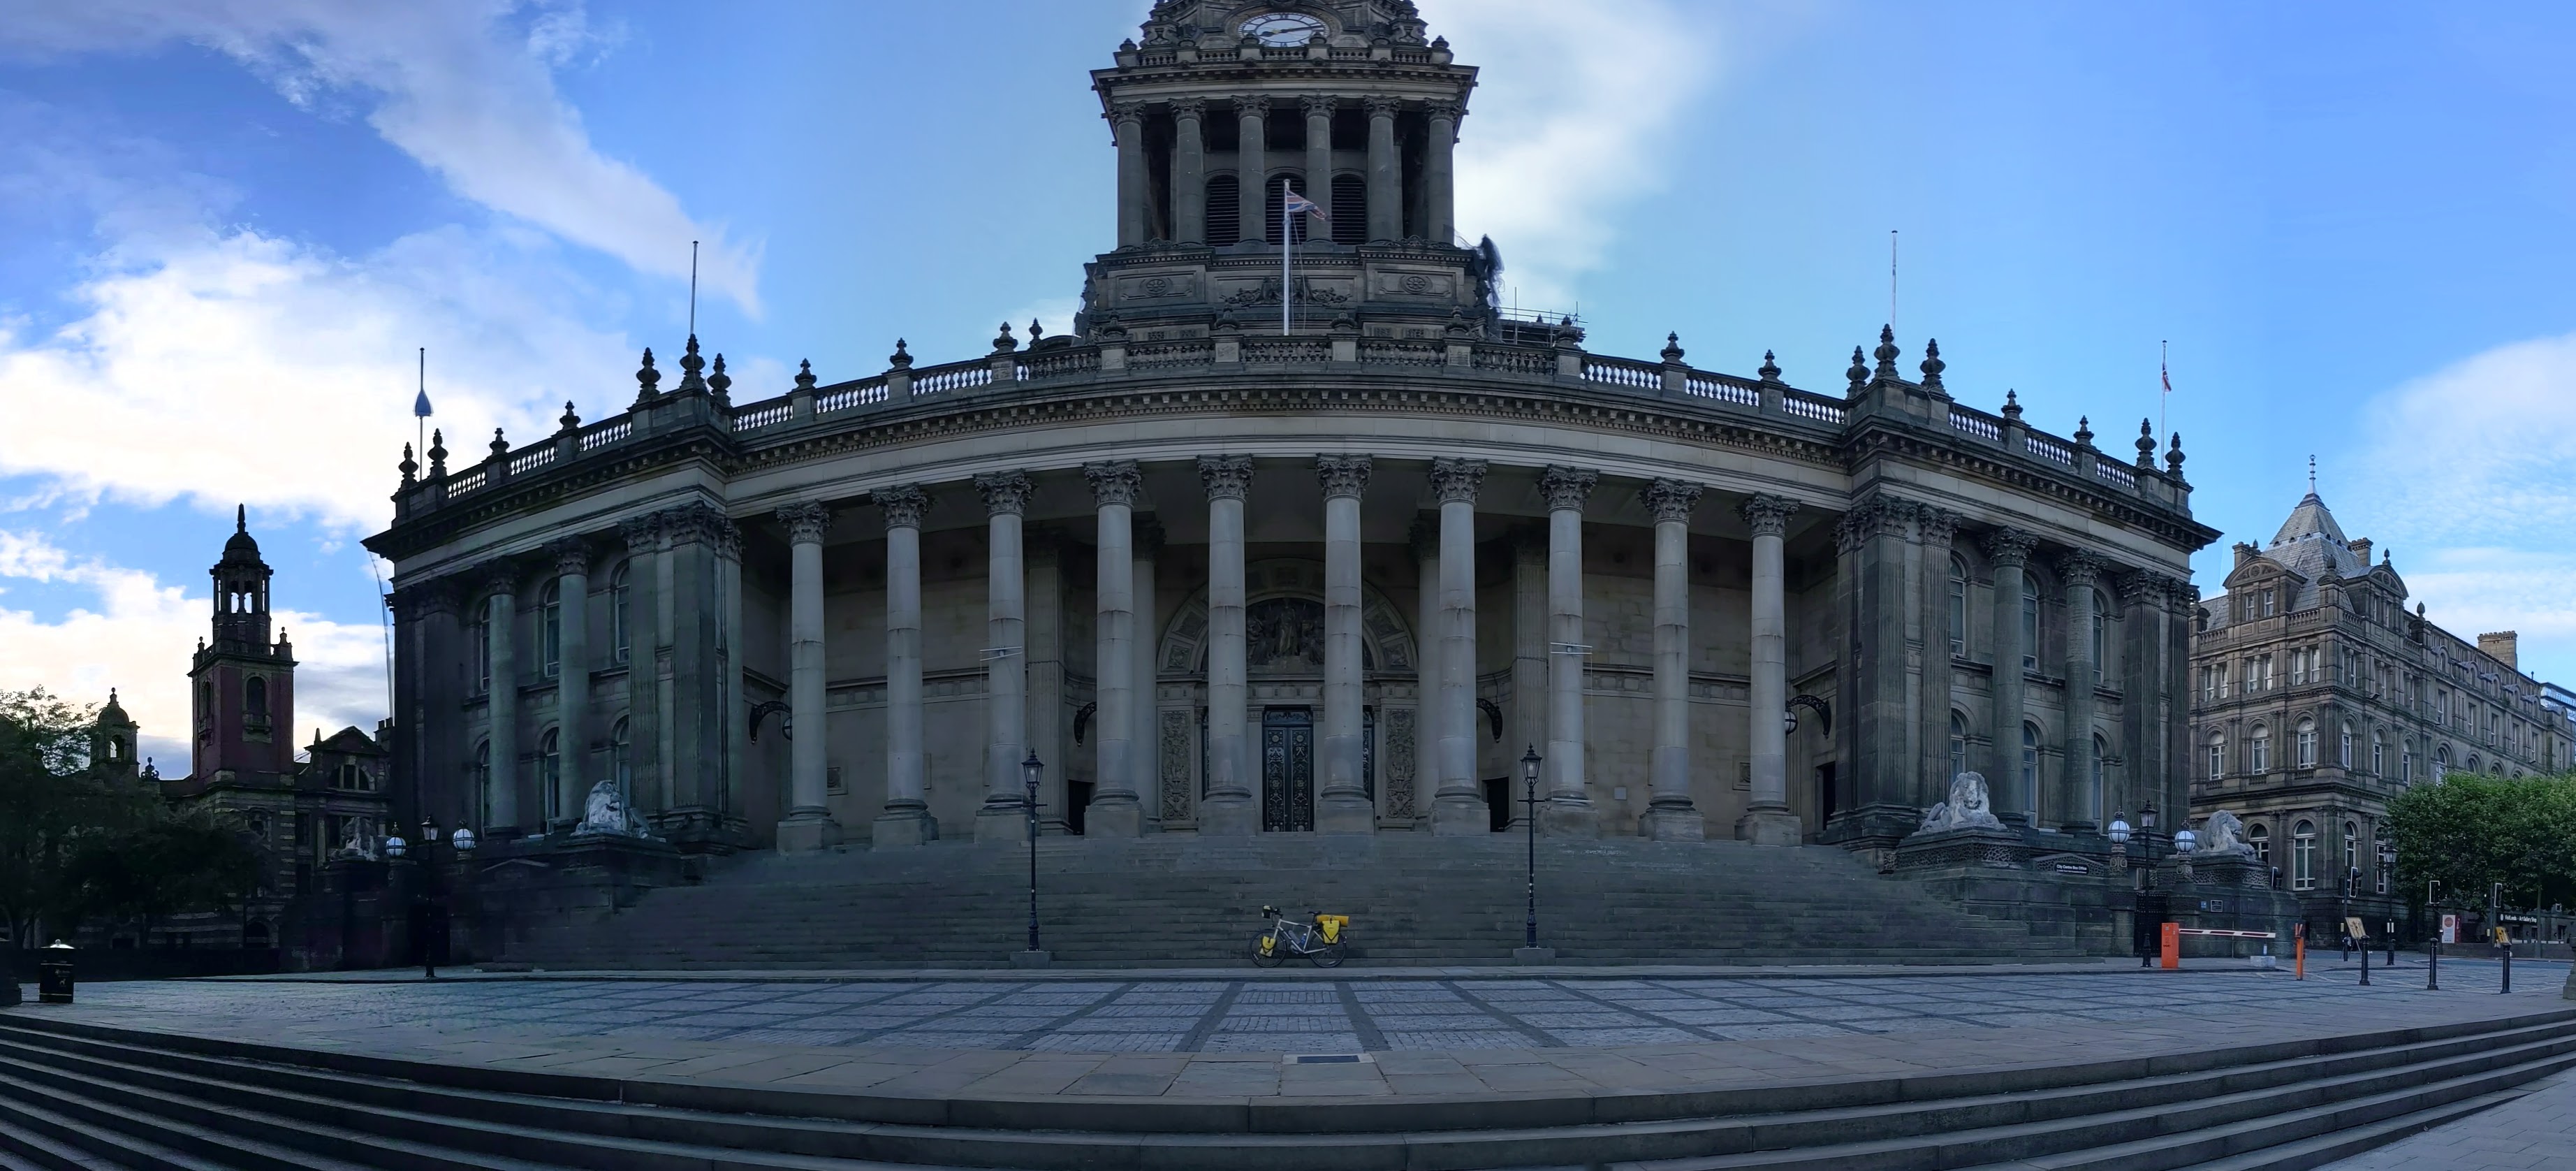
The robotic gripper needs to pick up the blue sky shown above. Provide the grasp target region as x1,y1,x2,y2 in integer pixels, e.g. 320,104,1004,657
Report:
3,0,2575,767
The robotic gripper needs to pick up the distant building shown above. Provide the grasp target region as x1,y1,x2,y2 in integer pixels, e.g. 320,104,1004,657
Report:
2188,490,2573,938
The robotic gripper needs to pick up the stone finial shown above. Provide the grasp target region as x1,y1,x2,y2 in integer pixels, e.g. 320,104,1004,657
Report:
874,484,934,529
2137,419,2157,468
1660,332,1685,363
634,347,661,401
2002,389,2024,421
558,401,580,433
427,429,447,478
993,322,1018,353
1918,338,1945,391
1872,324,1900,381
888,338,913,369
2166,432,2187,477
974,470,1035,516
1739,493,1800,537
1758,350,1782,384
706,354,731,403
488,428,509,460
399,443,418,486
1641,478,1702,523
795,359,817,393
1197,454,1254,501
677,334,707,391
1427,457,1487,504
1083,460,1144,507
1315,454,1374,500
1846,346,1869,393
2074,416,2094,448
1029,319,1045,342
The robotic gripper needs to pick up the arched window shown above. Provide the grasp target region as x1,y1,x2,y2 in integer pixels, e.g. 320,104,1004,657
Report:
2435,744,2450,780
2402,738,2415,782
2372,732,2384,776
1947,556,1969,657
247,813,269,840
2467,753,2482,774
1329,173,1365,245
2021,722,2040,806
611,715,632,796
2344,820,2360,885
1206,173,1241,247
1947,712,1968,782
2249,725,2271,773
2292,820,2318,889
611,562,631,664
2021,579,2040,671
244,676,269,723
539,729,562,821
2089,733,2107,810
244,921,270,946
2295,718,2316,769
474,740,492,829
2089,590,2109,683
2249,823,2271,866
2207,731,2225,780
540,579,562,679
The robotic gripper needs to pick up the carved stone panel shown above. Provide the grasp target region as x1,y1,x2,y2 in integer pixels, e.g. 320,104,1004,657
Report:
1385,706,1417,819
1159,708,1194,826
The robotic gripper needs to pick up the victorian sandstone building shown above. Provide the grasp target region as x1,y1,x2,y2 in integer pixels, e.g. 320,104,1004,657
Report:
365,3,2216,893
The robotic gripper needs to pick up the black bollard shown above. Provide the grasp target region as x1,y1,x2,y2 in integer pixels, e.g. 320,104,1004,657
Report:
2501,943,2511,994
2386,922,2396,967
2428,939,2439,991
2359,943,2370,985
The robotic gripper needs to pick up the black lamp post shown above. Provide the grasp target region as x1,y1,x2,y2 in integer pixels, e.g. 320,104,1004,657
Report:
2137,801,2159,967
1521,745,1542,950
388,817,475,980
1023,752,1044,955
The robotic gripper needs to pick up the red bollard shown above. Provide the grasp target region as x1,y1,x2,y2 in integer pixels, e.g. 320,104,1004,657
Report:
2160,922,2181,970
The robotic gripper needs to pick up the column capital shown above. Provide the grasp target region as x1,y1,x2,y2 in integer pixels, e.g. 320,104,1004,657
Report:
712,516,742,560
1739,493,1800,538
1197,453,1254,500
1234,94,1272,119
1108,100,1148,126
1168,96,1207,120
1537,465,1599,512
2058,548,2107,589
1084,460,1145,507
1362,94,1403,119
617,512,661,552
974,470,1036,516
659,501,730,547
548,537,592,579
1424,98,1465,121
1641,478,1702,524
1982,525,2038,569
479,558,521,597
1915,505,1964,548
872,484,933,530
776,502,833,545
1315,454,1373,500
1299,94,1338,119
387,577,460,621
1834,493,1912,553
1428,457,1486,504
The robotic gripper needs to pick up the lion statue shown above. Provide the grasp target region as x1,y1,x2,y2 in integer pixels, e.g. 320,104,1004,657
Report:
1918,772,2006,833
573,779,655,838
2197,809,2253,856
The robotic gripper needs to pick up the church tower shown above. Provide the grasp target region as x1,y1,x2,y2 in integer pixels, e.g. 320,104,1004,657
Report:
91,688,139,784
1081,2,1512,341
189,506,297,781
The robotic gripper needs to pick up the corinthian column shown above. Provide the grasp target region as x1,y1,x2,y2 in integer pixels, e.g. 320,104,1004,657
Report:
775,502,840,852
1641,479,1704,841
2060,549,2104,831
1085,460,1144,836
1984,527,2037,822
549,538,592,821
1133,515,1163,824
1198,456,1257,834
1236,96,1271,243
1112,101,1148,247
871,486,934,847
1428,457,1489,835
1739,494,1802,845
974,472,1032,841
1363,96,1401,242
1316,454,1374,832
1171,99,1208,245
483,562,520,836
1300,94,1335,242
1424,100,1461,245
1539,466,1599,836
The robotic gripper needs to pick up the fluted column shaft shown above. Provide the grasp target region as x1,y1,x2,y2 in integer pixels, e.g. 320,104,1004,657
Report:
1985,528,2037,822
1410,516,1440,829
1236,96,1270,243
550,541,590,819
1430,458,1489,835
1364,96,1400,242
1133,516,1162,823
776,503,840,852
1740,495,1802,845
1425,101,1460,245
1317,456,1373,832
875,487,934,845
1540,467,1598,836
1085,461,1143,836
1113,103,1148,247
975,474,1032,841
2061,551,2102,830
1642,480,1704,840
1198,457,1256,834
484,570,519,834
1171,99,1207,245
1301,95,1335,241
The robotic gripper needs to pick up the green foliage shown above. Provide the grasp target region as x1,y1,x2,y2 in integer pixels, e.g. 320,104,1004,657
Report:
59,807,265,933
0,688,153,946
2386,771,2576,912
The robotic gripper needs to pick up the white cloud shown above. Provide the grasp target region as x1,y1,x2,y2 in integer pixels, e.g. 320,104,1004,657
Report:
0,221,634,530
0,530,386,770
2357,330,2576,682
1429,0,1710,311
0,0,760,314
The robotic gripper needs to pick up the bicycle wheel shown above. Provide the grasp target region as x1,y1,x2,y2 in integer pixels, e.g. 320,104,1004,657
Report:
1311,940,1347,968
1251,931,1287,968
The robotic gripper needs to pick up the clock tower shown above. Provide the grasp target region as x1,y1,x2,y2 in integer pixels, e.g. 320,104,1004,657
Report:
189,505,298,784
1083,3,1528,343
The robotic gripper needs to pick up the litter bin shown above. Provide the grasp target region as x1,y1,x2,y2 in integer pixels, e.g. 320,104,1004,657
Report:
37,940,74,1004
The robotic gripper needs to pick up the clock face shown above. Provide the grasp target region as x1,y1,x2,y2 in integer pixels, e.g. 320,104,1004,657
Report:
1243,12,1326,46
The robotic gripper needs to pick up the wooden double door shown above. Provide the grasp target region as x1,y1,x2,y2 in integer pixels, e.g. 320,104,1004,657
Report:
1257,706,1373,832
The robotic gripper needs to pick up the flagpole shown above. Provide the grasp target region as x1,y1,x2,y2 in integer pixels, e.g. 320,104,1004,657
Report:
416,347,426,459
2160,339,2169,439
1281,183,1292,337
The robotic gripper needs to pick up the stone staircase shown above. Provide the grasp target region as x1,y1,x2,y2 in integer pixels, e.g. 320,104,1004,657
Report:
498,836,2100,969
2,1005,2570,1170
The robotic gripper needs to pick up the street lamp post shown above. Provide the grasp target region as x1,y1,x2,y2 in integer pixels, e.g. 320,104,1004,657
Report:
387,818,477,980
2427,878,2442,991
1521,745,1541,951
1023,752,1044,958
2137,802,2160,967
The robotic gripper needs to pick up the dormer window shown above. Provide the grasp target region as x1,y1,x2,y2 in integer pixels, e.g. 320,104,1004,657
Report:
2260,588,2277,616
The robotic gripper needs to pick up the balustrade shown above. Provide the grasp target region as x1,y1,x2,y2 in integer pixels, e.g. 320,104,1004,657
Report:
733,400,793,432
819,378,888,413
2026,433,2076,467
1949,407,2003,442
1583,357,1660,389
507,446,556,476
1359,340,1444,365
1242,340,1330,364
2095,461,2138,490
1683,372,1759,406
910,363,992,395
1781,393,1846,425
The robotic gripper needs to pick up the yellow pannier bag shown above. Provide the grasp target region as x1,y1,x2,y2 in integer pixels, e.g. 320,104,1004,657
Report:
1259,935,1276,954
1317,915,1349,943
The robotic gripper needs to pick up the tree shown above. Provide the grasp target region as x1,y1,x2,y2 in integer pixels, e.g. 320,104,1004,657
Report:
59,808,265,942
0,688,152,947
2387,771,2576,915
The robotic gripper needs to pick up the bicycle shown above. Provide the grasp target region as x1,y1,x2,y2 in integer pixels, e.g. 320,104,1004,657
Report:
1250,905,1349,968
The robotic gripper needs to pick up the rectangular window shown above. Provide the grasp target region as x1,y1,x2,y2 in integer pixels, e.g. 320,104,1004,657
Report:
2262,588,2277,616
2292,834,2316,890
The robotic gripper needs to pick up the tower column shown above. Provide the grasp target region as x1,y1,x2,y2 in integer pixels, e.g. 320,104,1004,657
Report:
1429,458,1488,835
1085,460,1144,836
1408,516,1440,829
1540,466,1599,836
1739,494,1801,845
617,514,663,820
1916,509,1963,812
2060,551,2104,831
1198,456,1257,834
549,539,591,822
876,486,935,846
482,562,520,836
1236,96,1270,243
1112,101,1148,247
976,472,1034,842
1300,94,1335,238
1317,455,1374,832
1133,516,1164,824
1424,100,1461,245
1984,527,2038,822
1641,479,1704,841
1171,99,1208,245
775,502,840,852
1363,96,1401,242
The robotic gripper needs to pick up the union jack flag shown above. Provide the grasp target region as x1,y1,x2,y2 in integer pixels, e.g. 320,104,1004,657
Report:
1283,187,1329,223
